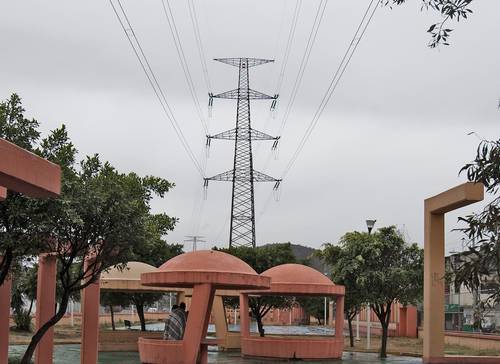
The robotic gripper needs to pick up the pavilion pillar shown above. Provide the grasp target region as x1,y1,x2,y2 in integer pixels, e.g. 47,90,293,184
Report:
81,257,101,364
176,291,186,305
0,275,12,364
183,283,215,364
239,294,250,338
328,300,334,326
335,295,344,341
212,295,228,347
0,187,6,201
35,253,57,364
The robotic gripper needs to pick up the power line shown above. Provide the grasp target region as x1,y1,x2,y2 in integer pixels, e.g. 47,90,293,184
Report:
109,0,205,178
276,0,329,137
187,0,212,93
160,0,209,134
281,0,380,179
256,0,380,220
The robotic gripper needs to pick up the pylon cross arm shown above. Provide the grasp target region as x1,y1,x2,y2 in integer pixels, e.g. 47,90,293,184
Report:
212,89,275,100
208,128,279,141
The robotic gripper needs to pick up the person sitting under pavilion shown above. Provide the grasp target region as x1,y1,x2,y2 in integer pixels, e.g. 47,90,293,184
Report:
163,302,187,340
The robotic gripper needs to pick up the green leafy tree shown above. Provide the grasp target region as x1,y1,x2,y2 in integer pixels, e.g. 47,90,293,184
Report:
318,244,366,347
129,222,182,331
216,243,296,337
10,264,37,331
322,227,423,358
385,0,474,48
101,292,131,331
294,296,325,325
453,139,500,304
20,144,174,364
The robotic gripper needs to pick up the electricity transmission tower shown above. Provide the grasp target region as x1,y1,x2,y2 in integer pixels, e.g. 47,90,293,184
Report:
204,58,281,248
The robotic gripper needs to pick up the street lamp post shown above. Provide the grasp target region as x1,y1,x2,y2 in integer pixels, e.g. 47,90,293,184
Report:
365,219,376,350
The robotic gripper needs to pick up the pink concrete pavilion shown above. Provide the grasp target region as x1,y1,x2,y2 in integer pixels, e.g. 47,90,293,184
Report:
138,250,270,364
240,263,345,360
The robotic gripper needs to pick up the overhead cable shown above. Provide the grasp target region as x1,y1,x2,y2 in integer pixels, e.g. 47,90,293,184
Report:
109,0,205,178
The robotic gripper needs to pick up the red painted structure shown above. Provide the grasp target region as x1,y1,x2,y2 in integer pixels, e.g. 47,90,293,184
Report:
34,253,57,364
0,137,61,364
138,250,270,364
240,264,345,360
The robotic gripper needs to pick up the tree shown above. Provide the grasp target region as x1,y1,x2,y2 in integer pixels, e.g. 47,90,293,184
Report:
10,264,37,331
216,243,296,337
385,0,474,48
20,146,175,363
318,244,366,347
101,292,131,331
294,296,325,325
453,139,500,305
322,227,423,358
128,217,182,331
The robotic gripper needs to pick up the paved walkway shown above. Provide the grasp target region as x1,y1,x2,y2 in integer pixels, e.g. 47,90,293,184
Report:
9,345,422,363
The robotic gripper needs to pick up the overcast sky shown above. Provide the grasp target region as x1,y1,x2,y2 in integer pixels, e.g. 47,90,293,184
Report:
1,0,498,254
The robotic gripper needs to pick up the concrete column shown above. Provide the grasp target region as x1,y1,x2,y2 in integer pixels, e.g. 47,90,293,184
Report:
35,253,57,364
212,295,228,348
328,300,334,326
335,295,344,341
0,276,12,364
399,306,408,337
80,257,101,364
424,211,445,360
176,291,186,305
183,283,215,364
239,294,249,338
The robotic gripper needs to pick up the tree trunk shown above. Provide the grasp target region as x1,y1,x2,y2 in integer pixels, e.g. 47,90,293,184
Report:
21,293,70,364
110,305,116,331
380,321,389,358
0,247,13,286
348,316,354,347
136,302,146,331
256,315,265,337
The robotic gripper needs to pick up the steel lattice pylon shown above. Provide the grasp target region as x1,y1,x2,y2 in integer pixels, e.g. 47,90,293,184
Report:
204,58,281,248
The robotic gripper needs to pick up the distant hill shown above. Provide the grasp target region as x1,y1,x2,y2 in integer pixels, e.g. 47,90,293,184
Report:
262,243,327,273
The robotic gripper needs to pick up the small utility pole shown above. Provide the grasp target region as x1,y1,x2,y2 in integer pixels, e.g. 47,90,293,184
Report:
184,235,206,252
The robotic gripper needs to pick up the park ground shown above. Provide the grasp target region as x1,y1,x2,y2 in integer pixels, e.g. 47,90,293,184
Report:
8,323,499,358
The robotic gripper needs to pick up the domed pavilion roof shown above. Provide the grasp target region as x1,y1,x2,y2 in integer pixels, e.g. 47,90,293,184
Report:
253,263,344,296
141,250,270,290
100,261,181,293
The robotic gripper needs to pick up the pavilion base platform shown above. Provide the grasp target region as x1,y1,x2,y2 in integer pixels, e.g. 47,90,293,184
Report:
99,330,162,352
241,335,344,360
138,337,222,364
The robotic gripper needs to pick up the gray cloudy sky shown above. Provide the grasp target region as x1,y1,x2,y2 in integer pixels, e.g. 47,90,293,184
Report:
1,0,498,254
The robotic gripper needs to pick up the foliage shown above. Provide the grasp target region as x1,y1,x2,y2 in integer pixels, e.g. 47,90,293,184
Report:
101,292,131,331
294,296,325,325
453,139,500,304
1,102,177,363
321,227,423,357
318,243,366,347
10,264,37,331
103,214,182,331
385,0,474,47
216,243,296,336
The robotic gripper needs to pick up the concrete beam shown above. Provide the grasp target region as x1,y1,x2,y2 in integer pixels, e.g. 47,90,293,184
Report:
0,138,61,198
